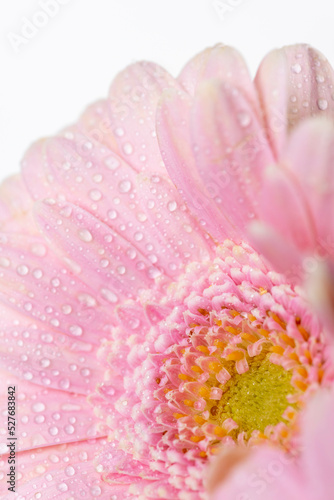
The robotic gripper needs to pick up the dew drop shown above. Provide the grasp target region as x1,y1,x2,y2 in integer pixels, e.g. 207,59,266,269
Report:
317,98,328,110
123,142,133,155
0,257,10,268
118,180,132,193
59,378,70,390
100,288,118,303
104,156,120,170
89,189,102,201
114,127,124,137
32,403,45,413
291,63,302,74
167,201,177,212
65,466,75,477
17,265,29,276
78,229,93,242
58,482,68,492
69,325,83,337
64,424,75,435
107,210,118,220
90,486,102,497
237,112,251,128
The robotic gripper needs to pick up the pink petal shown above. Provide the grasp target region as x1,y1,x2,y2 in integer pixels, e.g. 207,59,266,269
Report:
157,88,233,241
108,61,182,174
211,447,307,500
255,44,334,157
302,388,334,499
283,118,334,255
30,135,212,278
178,44,257,106
77,98,120,151
0,302,104,394
34,200,165,301
249,221,304,282
0,437,111,498
0,369,106,453
257,162,317,251
0,232,112,345
191,79,274,240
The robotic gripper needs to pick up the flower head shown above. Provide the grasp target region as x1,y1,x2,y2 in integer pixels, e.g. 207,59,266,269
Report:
0,43,333,499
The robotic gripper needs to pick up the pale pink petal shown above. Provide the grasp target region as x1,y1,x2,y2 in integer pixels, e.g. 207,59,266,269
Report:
283,118,334,255
77,98,120,151
306,261,334,339
0,232,112,345
257,118,334,262
0,438,111,499
249,221,304,282
31,135,212,278
178,44,257,106
191,79,274,239
0,370,106,453
0,302,104,394
302,388,334,499
255,44,334,157
34,200,165,301
157,88,233,241
108,61,182,174
211,448,308,500
257,163,317,251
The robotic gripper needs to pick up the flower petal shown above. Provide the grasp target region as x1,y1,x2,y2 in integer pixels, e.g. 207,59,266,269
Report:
157,88,233,241
255,44,334,157
29,135,212,279
191,79,274,239
0,369,106,453
0,302,104,394
0,232,112,345
34,200,166,302
108,61,182,174
0,437,111,498
210,447,307,500
178,44,257,108
302,389,334,500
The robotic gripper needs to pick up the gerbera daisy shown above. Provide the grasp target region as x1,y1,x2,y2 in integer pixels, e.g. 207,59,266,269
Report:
0,43,333,499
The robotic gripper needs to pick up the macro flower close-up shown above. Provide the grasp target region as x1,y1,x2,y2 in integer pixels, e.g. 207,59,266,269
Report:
1,14,334,499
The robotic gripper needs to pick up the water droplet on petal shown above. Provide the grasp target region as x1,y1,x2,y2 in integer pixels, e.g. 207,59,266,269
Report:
167,201,177,212
118,180,132,193
317,98,328,110
32,403,45,413
90,486,102,497
69,325,83,337
17,265,29,276
58,482,68,492
100,288,118,303
78,229,93,242
291,63,302,74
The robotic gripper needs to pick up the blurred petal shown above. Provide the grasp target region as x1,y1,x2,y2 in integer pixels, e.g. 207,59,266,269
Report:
255,44,334,157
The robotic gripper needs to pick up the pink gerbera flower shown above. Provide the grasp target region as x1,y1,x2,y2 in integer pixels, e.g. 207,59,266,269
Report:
0,43,333,499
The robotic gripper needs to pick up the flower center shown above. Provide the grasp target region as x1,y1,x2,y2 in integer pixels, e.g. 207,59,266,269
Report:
150,243,329,458
208,347,294,435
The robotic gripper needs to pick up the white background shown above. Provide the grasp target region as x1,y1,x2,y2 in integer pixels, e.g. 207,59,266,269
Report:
0,0,333,183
